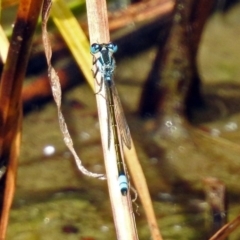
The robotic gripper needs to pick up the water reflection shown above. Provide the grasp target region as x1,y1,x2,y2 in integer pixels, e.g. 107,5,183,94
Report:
43,145,55,156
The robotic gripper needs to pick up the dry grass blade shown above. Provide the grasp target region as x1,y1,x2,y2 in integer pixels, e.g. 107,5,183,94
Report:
0,0,44,237
125,145,163,240
51,0,94,90
41,0,105,179
209,214,240,240
108,0,174,30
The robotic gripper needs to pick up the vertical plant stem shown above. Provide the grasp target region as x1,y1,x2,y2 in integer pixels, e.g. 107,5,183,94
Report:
86,1,138,239
0,0,43,238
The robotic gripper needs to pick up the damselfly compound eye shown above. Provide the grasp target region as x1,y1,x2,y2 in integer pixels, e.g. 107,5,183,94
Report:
107,43,118,53
90,43,101,54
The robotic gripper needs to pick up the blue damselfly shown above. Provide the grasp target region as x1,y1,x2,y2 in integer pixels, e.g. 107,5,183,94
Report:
91,43,131,195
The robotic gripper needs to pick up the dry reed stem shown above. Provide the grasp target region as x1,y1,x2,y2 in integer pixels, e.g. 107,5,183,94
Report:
0,0,43,237
86,0,139,239
125,144,163,240
209,215,240,240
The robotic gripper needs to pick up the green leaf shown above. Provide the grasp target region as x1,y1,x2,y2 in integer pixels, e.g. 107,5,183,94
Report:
51,0,94,91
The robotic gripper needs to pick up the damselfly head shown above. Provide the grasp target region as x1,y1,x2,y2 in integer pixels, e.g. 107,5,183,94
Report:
91,43,118,54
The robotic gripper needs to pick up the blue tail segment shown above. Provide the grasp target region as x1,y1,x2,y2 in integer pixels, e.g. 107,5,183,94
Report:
118,174,128,196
